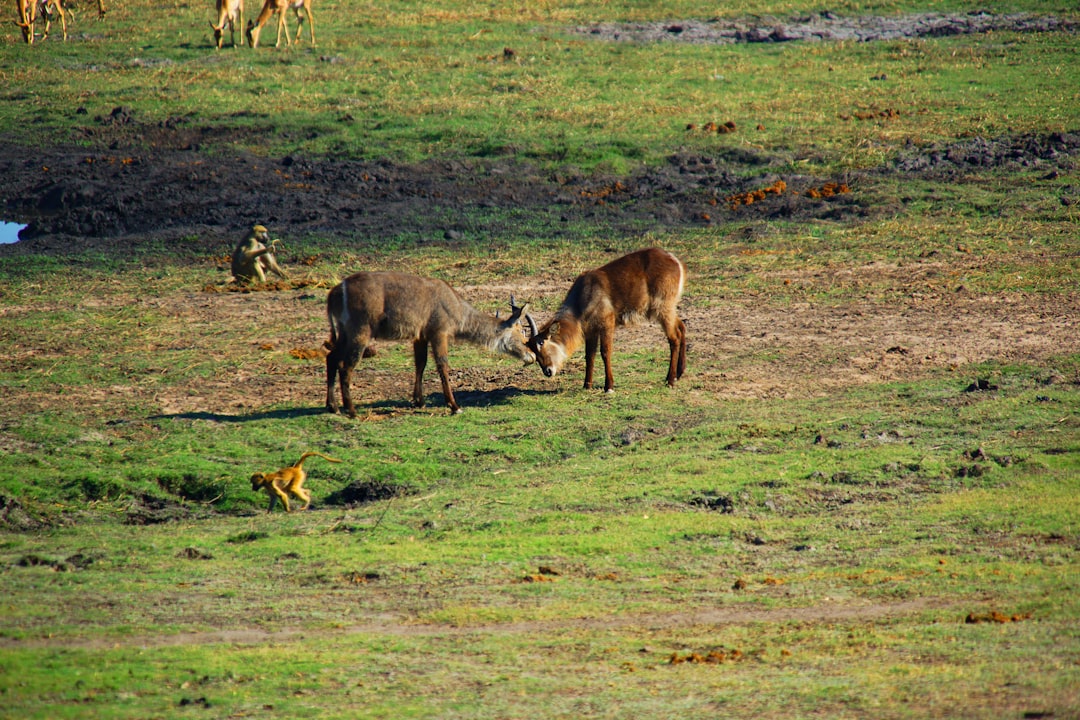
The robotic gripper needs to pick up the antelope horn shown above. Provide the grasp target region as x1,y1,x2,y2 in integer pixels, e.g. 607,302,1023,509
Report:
525,313,538,338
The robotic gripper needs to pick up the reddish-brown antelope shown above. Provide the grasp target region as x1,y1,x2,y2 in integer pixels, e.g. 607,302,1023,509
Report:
325,272,536,416
245,0,313,48
210,0,243,48
526,247,687,393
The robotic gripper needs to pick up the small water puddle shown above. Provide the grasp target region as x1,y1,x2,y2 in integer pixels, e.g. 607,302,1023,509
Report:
0,222,27,244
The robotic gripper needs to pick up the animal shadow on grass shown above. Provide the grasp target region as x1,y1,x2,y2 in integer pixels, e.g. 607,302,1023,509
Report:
150,407,328,423
419,385,547,411
149,386,544,423
328,385,549,415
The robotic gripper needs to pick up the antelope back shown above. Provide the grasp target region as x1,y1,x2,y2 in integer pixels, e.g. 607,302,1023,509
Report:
596,247,685,320
330,272,459,343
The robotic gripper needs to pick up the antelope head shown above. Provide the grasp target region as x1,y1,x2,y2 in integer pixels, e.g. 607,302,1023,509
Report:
495,295,536,365
525,316,569,378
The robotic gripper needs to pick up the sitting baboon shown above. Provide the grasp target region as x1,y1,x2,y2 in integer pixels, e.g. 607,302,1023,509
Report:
231,224,288,284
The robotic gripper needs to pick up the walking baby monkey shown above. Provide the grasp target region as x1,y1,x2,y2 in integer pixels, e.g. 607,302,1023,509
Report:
250,451,342,513
231,224,289,284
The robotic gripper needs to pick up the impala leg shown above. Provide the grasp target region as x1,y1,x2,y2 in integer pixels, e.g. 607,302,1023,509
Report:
412,339,429,408
277,11,290,47
22,2,37,44
292,6,303,42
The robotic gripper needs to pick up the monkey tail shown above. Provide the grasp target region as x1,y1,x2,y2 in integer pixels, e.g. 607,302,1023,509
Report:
294,451,344,468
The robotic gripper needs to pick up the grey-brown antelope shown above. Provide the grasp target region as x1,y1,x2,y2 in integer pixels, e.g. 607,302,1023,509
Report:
210,0,242,48
325,272,536,416
526,247,687,393
245,0,313,48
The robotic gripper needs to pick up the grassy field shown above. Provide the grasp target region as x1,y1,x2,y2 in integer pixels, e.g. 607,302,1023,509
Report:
2,0,1078,170
1,0,1079,718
